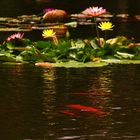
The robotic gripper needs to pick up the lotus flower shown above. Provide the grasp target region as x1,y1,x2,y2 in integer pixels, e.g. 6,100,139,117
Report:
82,6,107,17
6,32,24,41
98,21,114,31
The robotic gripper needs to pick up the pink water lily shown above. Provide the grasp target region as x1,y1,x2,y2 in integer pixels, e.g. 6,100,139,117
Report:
82,6,107,17
6,32,24,41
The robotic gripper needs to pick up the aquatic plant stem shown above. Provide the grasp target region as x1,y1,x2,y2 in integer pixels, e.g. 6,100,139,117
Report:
52,36,58,45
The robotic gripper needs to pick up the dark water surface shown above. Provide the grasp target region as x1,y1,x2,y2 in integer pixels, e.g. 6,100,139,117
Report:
0,0,140,42
0,0,140,16
0,64,140,140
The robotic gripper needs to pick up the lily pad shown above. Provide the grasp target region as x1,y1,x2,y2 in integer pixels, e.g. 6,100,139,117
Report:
53,60,108,68
101,59,140,64
0,28,31,31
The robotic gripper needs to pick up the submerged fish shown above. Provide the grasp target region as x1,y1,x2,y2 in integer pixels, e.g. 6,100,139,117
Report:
66,104,105,116
61,110,79,118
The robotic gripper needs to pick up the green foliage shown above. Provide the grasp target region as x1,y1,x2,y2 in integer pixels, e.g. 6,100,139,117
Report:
69,39,95,62
19,45,41,62
0,36,139,63
35,40,52,51
0,51,16,62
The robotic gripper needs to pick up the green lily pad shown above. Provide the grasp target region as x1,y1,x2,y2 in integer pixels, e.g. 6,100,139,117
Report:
101,59,140,64
53,60,108,68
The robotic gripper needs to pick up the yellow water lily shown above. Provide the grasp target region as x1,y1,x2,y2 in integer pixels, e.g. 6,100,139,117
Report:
42,29,56,38
98,21,114,31
42,29,58,45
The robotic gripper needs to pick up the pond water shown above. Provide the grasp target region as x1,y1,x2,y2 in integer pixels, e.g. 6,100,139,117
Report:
0,64,140,140
0,0,140,42
0,0,140,16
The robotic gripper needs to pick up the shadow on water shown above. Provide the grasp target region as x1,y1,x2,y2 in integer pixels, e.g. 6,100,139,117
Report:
0,64,140,139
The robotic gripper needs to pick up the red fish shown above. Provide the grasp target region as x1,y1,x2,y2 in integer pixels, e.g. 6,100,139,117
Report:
61,110,79,118
66,104,105,116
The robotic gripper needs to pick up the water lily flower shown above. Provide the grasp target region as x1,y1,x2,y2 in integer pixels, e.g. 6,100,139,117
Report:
6,32,24,41
82,6,107,46
42,29,56,38
82,6,106,17
98,21,114,31
42,29,58,45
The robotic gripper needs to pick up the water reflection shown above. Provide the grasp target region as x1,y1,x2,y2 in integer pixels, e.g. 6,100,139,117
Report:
0,64,140,139
41,68,57,138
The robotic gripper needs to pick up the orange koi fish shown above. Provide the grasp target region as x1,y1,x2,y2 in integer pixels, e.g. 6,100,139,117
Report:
61,110,79,118
66,104,105,116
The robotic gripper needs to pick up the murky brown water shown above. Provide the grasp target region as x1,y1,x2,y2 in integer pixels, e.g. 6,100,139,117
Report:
0,64,140,140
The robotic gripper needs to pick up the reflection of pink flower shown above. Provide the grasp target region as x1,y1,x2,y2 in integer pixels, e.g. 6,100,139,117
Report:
43,8,55,13
6,32,24,41
82,6,106,17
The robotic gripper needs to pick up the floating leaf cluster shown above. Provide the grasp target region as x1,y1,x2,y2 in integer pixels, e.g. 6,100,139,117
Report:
0,33,140,64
